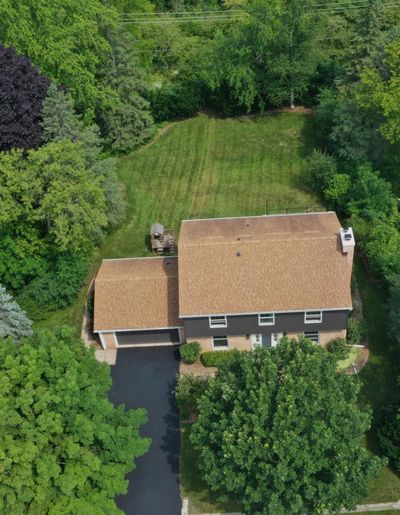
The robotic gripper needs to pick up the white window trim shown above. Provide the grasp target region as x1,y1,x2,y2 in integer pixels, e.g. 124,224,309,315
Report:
304,331,320,343
209,315,227,328
304,311,322,324
258,313,275,326
212,335,229,350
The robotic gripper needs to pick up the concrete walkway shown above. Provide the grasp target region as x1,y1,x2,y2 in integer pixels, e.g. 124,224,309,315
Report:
192,500,400,514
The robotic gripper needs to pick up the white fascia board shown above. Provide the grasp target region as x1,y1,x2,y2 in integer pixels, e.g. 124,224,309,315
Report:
95,325,184,333
179,307,353,319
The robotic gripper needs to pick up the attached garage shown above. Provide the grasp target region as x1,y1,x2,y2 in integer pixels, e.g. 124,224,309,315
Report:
116,328,180,346
93,256,182,351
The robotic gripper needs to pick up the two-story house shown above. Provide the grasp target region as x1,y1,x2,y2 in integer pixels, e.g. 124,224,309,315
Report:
93,211,354,353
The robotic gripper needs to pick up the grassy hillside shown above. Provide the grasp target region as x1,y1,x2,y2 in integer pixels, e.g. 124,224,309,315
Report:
38,112,319,333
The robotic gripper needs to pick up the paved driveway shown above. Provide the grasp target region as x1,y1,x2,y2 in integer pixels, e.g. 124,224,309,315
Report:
109,347,181,515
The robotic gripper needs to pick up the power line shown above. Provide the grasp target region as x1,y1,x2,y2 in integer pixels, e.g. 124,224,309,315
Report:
119,1,399,25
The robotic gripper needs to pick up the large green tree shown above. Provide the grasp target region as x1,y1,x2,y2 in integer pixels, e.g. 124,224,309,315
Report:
0,284,32,341
99,28,155,153
203,0,325,111
0,0,117,120
191,339,381,515
0,141,107,255
0,327,149,513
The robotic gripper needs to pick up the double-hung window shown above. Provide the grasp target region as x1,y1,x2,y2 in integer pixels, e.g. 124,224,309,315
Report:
209,315,227,328
304,331,319,343
213,336,229,349
304,311,322,324
258,313,275,326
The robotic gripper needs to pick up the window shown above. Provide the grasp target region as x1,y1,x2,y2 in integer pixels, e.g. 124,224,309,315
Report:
304,331,319,343
209,315,227,328
258,313,275,326
304,311,322,323
213,336,229,349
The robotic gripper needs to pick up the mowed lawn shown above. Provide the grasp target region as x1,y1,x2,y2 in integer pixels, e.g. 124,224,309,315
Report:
38,112,319,333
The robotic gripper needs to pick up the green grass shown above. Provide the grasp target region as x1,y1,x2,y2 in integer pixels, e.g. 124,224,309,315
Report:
38,112,319,334
336,346,359,371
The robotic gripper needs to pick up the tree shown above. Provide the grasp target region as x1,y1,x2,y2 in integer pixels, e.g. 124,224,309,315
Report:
191,339,381,515
0,141,108,254
41,84,102,166
203,0,326,111
388,274,400,345
0,284,32,341
379,401,400,473
0,327,150,513
0,0,117,120
99,28,155,153
0,45,50,151
356,39,400,144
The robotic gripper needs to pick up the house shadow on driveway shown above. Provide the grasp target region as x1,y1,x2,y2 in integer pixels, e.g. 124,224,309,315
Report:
108,347,181,515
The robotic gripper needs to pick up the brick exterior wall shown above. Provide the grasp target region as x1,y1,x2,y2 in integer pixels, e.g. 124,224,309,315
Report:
187,335,252,352
286,329,347,348
188,330,347,352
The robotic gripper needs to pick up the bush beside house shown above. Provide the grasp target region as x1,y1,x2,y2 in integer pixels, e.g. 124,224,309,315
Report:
180,342,201,364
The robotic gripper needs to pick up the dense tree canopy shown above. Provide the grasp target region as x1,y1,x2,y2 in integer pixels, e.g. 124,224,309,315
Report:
0,327,149,513
0,0,117,120
191,339,381,515
0,141,107,254
0,45,50,152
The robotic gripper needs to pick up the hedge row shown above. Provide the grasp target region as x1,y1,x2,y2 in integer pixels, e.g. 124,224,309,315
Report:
201,350,239,367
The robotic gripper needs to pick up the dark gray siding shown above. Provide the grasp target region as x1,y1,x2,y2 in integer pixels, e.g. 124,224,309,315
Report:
116,329,180,346
183,310,349,338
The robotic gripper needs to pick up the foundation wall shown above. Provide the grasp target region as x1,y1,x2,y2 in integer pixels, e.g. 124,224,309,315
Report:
286,330,347,348
187,335,252,352
189,330,347,352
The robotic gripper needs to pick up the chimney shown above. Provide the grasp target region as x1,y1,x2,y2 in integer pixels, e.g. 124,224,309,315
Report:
340,227,355,254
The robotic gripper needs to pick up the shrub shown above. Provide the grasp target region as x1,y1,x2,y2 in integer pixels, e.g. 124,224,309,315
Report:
379,403,400,473
175,374,210,420
327,337,349,360
347,317,367,345
18,251,91,319
201,350,239,367
305,149,337,192
179,342,201,364
150,79,205,123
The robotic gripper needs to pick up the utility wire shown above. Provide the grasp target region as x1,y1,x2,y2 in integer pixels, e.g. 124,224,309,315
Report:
120,0,396,22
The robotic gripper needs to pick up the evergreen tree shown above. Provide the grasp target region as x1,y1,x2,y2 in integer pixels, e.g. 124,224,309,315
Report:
0,284,32,341
99,28,155,153
40,83,102,165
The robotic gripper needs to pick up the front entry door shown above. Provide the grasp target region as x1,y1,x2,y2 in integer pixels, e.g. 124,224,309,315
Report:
271,333,283,347
251,334,262,349
262,333,271,348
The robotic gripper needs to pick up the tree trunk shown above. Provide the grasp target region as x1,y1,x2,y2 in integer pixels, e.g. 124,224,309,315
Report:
290,90,294,109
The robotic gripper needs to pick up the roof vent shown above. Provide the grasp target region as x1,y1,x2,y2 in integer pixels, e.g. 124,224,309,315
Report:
340,227,355,254
236,251,241,257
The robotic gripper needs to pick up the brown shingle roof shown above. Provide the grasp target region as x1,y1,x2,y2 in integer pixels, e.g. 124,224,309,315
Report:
94,257,180,332
178,212,353,317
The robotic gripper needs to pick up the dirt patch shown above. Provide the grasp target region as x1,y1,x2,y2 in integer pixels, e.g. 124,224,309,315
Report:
180,360,217,378
343,347,370,375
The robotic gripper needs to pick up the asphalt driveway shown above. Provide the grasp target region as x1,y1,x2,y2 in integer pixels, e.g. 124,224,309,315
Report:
109,347,181,515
